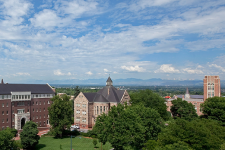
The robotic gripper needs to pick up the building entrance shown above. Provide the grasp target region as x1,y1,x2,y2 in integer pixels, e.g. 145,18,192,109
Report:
21,118,26,129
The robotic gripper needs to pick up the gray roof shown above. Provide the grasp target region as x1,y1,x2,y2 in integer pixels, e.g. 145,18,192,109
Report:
83,85,125,103
0,84,55,95
176,94,203,99
106,77,112,83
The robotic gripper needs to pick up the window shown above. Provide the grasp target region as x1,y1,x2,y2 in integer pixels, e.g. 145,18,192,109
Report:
17,109,24,114
27,109,29,112
2,103,4,107
48,101,50,104
44,108,45,111
33,101,34,105
36,95,38,98
7,118,8,123
44,101,45,105
19,95,21,99
28,102,30,106
36,116,38,119
36,101,38,105
2,119,4,123
36,109,38,112
40,122,41,126
104,106,105,112
40,116,41,119
17,102,25,106
47,94,50,97
76,117,80,121
33,108,34,112
44,114,45,118
39,94,41,97
12,110,14,114
12,102,14,107
16,95,18,99
76,103,80,107
40,108,41,112
12,118,14,122
82,111,86,115
28,95,30,99
6,103,8,107
82,118,86,122
2,95,4,99
39,101,41,105
76,110,80,114
2,111,4,115
82,104,86,108
97,106,99,114
6,111,8,115
22,95,24,99
100,106,102,113
33,117,35,120
25,95,27,99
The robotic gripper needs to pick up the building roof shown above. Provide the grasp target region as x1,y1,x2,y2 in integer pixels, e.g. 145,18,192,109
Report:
186,87,189,94
83,78,125,103
0,84,55,95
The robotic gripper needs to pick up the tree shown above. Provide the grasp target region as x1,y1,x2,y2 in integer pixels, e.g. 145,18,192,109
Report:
74,86,80,99
93,103,163,150
170,98,198,121
0,128,16,150
201,96,225,123
130,89,169,120
20,121,40,149
48,94,73,137
93,138,98,148
158,118,225,150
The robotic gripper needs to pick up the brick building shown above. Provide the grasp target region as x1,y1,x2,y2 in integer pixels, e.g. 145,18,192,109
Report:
166,75,221,116
166,88,204,116
203,75,220,101
0,79,55,131
74,77,130,129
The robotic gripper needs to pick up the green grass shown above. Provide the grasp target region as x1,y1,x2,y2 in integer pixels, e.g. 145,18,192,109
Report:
35,136,113,150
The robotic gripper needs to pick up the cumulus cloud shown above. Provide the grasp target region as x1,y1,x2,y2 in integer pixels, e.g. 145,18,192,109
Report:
54,70,72,76
121,65,146,72
209,64,225,72
104,69,110,72
86,71,93,75
154,64,180,73
183,68,203,74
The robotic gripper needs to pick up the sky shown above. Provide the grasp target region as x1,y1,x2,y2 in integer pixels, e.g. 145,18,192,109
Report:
0,0,225,83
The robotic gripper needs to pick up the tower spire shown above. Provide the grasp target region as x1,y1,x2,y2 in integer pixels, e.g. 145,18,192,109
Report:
1,79,4,84
106,76,113,86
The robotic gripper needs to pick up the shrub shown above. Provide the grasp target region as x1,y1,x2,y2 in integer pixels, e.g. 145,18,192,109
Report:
93,138,98,148
81,132,89,137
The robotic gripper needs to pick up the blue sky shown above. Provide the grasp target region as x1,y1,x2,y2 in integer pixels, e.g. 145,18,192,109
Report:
0,0,225,83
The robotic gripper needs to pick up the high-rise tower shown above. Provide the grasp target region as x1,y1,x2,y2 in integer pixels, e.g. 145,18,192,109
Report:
203,75,220,101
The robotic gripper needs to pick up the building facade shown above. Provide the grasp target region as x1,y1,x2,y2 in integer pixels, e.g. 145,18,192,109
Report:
166,88,204,116
203,75,220,101
74,77,130,129
0,79,55,131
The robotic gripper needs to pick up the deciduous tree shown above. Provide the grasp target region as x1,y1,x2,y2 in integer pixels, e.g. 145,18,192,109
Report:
170,98,198,121
20,121,40,149
0,127,15,150
130,89,169,120
48,94,73,137
201,96,225,123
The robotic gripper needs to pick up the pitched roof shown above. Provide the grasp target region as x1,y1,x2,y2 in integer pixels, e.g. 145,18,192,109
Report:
106,77,112,83
82,80,125,103
0,84,55,95
186,87,189,94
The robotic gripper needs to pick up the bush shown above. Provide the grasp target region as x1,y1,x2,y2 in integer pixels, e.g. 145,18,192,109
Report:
87,130,97,138
93,138,98,148
10,128,18,137
81,132,89,137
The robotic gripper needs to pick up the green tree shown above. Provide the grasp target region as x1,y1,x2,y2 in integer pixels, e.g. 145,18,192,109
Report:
130,89,169,120
48,94,73,137
158,118,225,150
170,98,198,121
0,127,16,150
20,121,40,149
93,138,98,148
74,86,81,99
142,140,158,150
201,96,225,123
93,103,163,150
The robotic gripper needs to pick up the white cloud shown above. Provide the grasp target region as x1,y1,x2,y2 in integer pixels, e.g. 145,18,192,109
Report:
154,64,180,73
121,65,146,72
13,72,30,76
209,64,225,72
104,69,110,72
86,71,93,75
54,70,72,76
183,68,203,74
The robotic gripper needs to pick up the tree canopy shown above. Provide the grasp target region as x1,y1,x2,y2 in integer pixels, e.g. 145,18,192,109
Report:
201,96,225,123
48,94,73,137
170,98,198,121
130,89,169,120
20,121,40,149
93,103,163,150
0,127,16,150
158,118,225,150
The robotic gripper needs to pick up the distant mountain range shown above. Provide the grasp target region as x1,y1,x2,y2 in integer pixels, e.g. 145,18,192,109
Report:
30,78,225,87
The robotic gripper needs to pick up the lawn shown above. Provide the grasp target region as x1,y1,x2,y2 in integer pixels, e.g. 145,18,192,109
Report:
35,136,113,150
